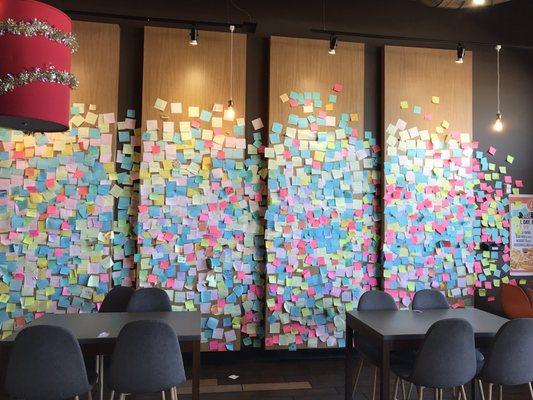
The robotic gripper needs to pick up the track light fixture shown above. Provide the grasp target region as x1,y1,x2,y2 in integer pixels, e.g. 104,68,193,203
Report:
328,34,338,55
189,26,198,46
456,43,465,64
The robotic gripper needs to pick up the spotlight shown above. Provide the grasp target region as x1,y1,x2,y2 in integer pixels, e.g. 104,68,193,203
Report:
328,35,338,55
456,43,465,64
473,0,486,5
189,27,198,46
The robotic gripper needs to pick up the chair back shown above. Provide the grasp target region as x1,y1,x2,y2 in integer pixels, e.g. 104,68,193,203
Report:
107,320,186,394
412,289,450,311
480,318,533,386
127,287,172,312
500,283,533,319
5,325,91,400
410,319,476,388
358,290,397,311
99,285,135,313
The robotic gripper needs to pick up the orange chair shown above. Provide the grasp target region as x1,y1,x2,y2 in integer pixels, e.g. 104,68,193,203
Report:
500,283,533,319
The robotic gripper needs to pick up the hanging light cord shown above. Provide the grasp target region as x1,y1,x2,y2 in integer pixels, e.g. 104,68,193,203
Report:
230,24,234,102
496,45,501,115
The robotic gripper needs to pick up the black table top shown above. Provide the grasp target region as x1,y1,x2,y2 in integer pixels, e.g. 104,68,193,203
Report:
347,308,508,340
0,311,202,345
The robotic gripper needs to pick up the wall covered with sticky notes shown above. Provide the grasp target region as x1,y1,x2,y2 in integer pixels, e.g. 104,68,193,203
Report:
382,45,526,308
265,37,380,349
138,27,266,351
0,21,121,338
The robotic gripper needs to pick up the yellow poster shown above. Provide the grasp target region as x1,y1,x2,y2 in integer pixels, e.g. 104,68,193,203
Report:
510,195,533,275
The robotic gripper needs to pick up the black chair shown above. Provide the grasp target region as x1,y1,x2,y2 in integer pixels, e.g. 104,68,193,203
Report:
412,289,450,310
99,286,135,313
5,325,96,400
94,286,135,400
477,318,533,400
126,287,172,312
391,318,477,400
107,320,186,400
353,290,398,400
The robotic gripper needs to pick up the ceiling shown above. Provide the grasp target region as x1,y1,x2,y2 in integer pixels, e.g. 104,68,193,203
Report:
414,0,512,8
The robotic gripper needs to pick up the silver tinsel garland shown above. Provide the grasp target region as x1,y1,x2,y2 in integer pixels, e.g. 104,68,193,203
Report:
0,66,78,95
0,18,78,52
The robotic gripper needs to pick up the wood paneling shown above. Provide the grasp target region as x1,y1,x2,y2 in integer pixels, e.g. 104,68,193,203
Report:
383,45,473,144
71,21,120,118
141,27,246,130
266,36,365,350
269,36,364,136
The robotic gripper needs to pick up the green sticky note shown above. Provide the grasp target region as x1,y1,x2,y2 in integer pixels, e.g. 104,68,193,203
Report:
506,155,514,164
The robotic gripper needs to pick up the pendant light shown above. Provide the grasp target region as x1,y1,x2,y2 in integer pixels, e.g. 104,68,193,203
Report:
225,24,235,121
455,43,465,64
493,45,503,132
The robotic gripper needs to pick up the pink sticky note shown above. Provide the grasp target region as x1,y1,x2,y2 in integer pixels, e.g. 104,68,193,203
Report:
516,180,524,188
488,146,497,155
333,83,343,92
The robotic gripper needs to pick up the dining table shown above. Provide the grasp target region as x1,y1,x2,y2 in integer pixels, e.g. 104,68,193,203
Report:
344,307,509,400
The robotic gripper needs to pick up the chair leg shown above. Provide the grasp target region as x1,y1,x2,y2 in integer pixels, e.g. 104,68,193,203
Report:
434,388,439,400
88,390,93,400
529,382,533,400
478,380,486,400
456,387,462,400
394,377,400,400
499,385,503,400
118,395,126,400
488,383,493,400
439,388,443,400
161,390,166,400
171,387,178,400
460,385,468,400
418,387,424,400
401,380,407,400
109,391,115,400
75,397,80,400
372,367,378,400
352,358,364,398
407,383,413,400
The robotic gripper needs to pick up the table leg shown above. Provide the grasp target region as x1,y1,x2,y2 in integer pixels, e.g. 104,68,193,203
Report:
192,339,200,400
99,355,104,400
380,340,391,400
345,325,355,400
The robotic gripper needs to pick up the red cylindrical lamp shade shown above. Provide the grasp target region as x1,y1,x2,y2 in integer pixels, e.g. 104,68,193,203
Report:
0,0,74,132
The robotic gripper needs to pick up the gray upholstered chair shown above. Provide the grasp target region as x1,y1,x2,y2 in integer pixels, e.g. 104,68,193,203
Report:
107,320,186,400
99,286,135,313
412,289,450,310
477,318,533,400
353,290,398,400
391,318,477,400
94,286,135,400
126,287,172,312
5,325,96,400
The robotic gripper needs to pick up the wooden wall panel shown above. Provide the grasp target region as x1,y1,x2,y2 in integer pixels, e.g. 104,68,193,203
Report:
269,36,364,136
142,27,246,130
383,46,472,141
382,45,474,307
266,36,372,350
140,27,247,351
71,21,120,118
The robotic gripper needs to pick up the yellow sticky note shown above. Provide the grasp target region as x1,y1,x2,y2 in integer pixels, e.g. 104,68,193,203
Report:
188,106,200,118
400,101,409,109
431,96,440,104
154,98,167,111
279,93,289,103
